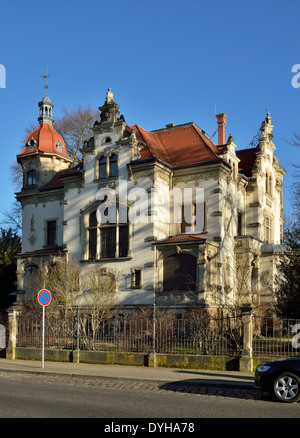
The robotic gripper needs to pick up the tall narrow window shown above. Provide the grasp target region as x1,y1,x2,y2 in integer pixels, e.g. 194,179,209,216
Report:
99,156,107,179
119,223,129,257
269,175,272,196
265,217,272,243
47,221,56,246
237,212,243,236
88,211,97,259
266,172,273,196
109,154,118,177
27,170,36,186
132,269,142,289
100,227,116,258
181,203,205,233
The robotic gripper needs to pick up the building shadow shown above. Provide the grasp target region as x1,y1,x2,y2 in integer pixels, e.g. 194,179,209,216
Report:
158,379,273,402
175,370,254,381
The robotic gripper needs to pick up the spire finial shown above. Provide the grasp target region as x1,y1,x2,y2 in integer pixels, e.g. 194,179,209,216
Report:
41,67,50,96
265,106,271,125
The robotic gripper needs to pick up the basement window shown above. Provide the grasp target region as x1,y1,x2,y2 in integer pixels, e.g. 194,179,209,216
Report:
132,269,142,289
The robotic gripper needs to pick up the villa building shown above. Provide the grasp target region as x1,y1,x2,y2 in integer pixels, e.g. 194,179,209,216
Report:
15,89,286,314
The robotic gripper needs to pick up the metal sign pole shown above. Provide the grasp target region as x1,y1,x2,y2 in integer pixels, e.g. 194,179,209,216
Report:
42,306,45,369
38,289,51,369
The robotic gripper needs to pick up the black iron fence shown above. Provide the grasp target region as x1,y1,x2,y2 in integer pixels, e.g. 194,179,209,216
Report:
253,315,300,357
16,312,243,357
13,309,300,360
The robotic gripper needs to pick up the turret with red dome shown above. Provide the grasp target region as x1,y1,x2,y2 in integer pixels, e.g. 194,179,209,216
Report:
17,94,72,190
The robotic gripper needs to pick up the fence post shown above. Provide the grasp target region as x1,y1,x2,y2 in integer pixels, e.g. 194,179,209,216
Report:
73,306,80,364
240,304,254,372
6,307,19,360
148,302,157,367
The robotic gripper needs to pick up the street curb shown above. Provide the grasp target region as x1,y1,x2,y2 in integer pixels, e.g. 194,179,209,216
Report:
0,366,256,391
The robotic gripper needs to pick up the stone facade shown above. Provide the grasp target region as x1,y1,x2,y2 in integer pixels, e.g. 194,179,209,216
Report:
15,90,286,314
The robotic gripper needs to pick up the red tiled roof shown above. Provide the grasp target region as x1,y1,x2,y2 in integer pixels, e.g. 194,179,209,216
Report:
17,246,64,257
40,162,82,191
157,234,207,244
127,123,221,167
17,123,72,161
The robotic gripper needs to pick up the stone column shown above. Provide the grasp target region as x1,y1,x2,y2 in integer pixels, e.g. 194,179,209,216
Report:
240,304,255,372
6,307,19,360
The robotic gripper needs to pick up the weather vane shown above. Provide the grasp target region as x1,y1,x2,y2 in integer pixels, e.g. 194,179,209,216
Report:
41,67,50,95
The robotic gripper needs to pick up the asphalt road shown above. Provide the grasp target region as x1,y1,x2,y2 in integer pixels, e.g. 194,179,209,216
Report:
0,371,299,419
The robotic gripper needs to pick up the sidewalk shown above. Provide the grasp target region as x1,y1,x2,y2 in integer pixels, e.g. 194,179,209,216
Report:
0,359,255,389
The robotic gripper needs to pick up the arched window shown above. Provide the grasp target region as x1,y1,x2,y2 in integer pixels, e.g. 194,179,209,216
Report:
103,136,112,144
109,154,118,177
27,170,36,186
99,156,107,179
163,253,197,291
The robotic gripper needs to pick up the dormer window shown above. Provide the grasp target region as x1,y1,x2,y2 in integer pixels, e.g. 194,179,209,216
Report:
27,170,36,186
103,136,112,144
56,141,64,153
28,138,36,150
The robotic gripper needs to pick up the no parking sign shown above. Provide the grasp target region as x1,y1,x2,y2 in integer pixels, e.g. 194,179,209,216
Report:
37,289,51,369
37,289,52,307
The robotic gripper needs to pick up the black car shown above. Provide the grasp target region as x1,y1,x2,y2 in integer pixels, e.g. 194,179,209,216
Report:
255,357,300,403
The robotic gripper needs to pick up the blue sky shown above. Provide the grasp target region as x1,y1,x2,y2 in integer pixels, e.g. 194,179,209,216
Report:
1,0,300,228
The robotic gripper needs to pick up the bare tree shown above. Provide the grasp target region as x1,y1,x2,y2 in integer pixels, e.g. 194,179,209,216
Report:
22,256,80,319
21,256,118,320
78,269,119,348
2,104,98,234
81,268,118,319
0,201,22,235
286,133,300,223
54,104,98,165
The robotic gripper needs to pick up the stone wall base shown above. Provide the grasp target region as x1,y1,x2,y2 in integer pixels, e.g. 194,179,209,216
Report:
5,347,241,371
4,347,287,373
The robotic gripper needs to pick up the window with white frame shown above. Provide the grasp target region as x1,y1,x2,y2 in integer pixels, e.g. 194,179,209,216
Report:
87,204,129,259
98,154,118,179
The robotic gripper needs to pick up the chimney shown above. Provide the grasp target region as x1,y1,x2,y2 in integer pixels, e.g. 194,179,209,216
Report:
216,113,227,145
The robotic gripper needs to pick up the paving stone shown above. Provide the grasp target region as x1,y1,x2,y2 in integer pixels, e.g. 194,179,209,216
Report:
0,370,270,401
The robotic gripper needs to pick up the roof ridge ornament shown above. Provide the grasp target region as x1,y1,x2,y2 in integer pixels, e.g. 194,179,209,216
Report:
106,88,115,104
97,88,120,127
